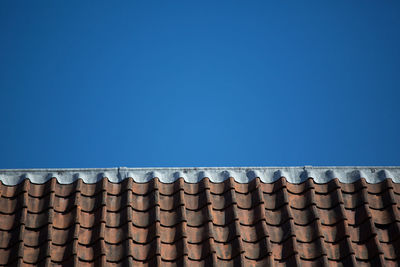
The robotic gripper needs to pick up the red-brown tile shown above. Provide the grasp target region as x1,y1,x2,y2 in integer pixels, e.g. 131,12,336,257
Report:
296,238,325,260
242,239,270,260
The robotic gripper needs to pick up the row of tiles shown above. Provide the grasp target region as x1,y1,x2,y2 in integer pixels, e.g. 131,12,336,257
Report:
1,181,398,213
1,220,399,262
2,217,399,244
2,177,399,198
0,252,387,267
1,202,399,241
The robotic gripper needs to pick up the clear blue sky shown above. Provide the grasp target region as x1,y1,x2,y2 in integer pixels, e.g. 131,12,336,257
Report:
1,1,399,169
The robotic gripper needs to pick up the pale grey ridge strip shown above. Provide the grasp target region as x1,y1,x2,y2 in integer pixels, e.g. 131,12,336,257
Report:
0,166,399,185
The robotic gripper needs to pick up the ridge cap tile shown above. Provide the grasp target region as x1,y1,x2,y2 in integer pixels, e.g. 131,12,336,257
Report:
1,166,400,185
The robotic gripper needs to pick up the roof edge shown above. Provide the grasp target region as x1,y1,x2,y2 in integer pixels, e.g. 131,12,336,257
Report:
0,166,399,185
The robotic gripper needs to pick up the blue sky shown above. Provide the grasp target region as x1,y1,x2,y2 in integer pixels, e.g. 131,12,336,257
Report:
1,1,399,168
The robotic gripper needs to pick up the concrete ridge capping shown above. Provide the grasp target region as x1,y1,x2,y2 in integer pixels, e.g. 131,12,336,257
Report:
0,166,399,185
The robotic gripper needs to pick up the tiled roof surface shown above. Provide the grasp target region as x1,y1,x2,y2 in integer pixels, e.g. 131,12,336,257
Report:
1,172,400,266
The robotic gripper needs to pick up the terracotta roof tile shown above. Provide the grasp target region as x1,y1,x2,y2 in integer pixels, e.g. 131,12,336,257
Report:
1,175,400,266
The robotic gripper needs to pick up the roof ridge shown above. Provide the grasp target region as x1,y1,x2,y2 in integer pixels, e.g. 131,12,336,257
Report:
0,167,399,185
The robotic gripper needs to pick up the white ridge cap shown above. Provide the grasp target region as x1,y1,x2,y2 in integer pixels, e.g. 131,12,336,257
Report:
0,166,399,185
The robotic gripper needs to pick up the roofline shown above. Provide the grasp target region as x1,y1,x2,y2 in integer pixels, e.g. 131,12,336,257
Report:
1,166,399,185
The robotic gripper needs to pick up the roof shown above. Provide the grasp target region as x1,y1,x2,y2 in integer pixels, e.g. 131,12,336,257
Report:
0,167,399,266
